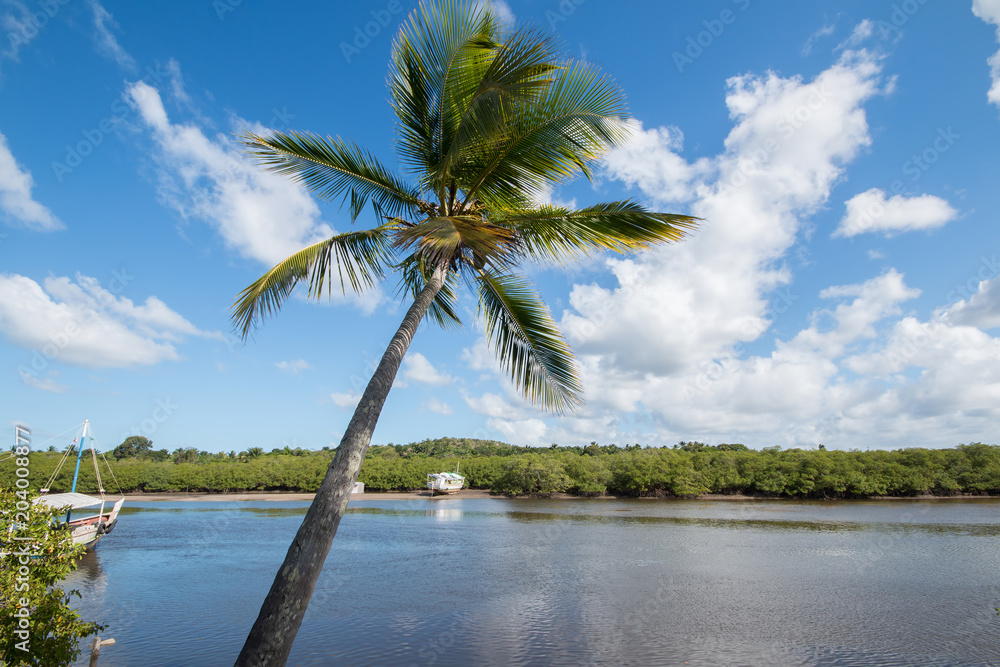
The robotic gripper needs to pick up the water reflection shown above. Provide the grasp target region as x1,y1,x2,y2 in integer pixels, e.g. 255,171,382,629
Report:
68,498,1000,667
344,504,1000,536
73,550,106,585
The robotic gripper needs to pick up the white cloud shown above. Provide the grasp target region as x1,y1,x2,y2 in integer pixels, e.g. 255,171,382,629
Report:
275,358,311,374
787,270,920,358
128,72,388,318
942,272,1000,329
128,71,384,314
973,0,1000,108
602,123,712,205
1,1,38,70
0,272,214,371
573,47,884,384
488,417,546,444
462,339,496,373
127,79,337,266
89,0,136,70
425,398,453,415
331,392,361,409
474,0,514,24
801,19,839,56
834,188,958,237
22,374,68,394
165,58,194,110
836,19,876,51
498,42,1000,450
462,391,525,419
402,352,452,386
0,132,63,231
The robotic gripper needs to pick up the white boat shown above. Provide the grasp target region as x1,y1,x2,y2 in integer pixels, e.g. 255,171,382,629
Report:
34,419,124,551
427,464,465,495
34,492,123,550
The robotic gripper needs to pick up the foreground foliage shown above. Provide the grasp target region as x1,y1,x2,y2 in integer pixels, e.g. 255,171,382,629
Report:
5,440,999,499
0,489,103,667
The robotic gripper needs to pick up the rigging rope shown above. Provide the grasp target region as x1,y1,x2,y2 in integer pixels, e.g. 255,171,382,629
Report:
89,429,125,497
32,423,86,452
41,444,76,493
90,445,105,498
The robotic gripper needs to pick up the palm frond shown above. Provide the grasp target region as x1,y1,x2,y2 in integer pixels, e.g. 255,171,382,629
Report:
232,225,397,339
499,201,699,264
430,24,562,195
461,60,630,207
240,131,421,222
477,270,582,413
390,1,499,180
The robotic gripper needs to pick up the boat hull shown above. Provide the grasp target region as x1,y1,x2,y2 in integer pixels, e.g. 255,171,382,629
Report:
427,471,465,495
68,514,119,551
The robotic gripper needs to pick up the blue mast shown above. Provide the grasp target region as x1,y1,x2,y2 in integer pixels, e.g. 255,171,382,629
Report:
66,419,89,523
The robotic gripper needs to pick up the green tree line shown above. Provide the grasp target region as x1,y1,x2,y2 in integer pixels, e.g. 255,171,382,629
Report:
3,438,999,498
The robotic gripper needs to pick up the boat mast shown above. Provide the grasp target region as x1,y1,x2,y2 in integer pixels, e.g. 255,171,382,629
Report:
66,419,89,522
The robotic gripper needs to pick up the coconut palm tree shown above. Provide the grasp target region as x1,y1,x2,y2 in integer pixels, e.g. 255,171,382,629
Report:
231,2,697,664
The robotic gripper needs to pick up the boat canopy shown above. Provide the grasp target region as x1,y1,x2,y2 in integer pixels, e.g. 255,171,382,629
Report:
429,472,465,481
34,493,104,510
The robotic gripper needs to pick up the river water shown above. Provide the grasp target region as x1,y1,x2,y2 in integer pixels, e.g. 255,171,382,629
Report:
67,497,1000,666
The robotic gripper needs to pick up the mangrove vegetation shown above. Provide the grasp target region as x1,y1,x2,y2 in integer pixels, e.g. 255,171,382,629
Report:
4,438,999,499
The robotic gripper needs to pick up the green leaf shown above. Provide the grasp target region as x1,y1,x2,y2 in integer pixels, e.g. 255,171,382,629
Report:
477,270,582,413
461,60,631,207
240,131,422,222
232,224,397,339
500,201,699,263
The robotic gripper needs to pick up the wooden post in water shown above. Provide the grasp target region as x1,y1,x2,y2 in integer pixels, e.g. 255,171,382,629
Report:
88,637,115,666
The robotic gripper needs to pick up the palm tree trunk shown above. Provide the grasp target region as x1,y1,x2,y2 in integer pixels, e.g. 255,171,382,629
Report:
235,263,449,667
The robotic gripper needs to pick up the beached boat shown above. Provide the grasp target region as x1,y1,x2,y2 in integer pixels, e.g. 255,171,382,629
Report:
427,464,465,495
34,420,124,551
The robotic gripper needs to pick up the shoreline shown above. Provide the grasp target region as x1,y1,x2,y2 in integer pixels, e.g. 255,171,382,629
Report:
120,490,1000,502
122,489,496,502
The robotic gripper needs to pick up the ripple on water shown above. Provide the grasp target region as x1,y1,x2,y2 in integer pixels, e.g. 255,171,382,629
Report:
68,498,1000,666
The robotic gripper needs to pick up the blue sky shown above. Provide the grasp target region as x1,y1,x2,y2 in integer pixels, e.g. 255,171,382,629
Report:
3,0,1000,453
